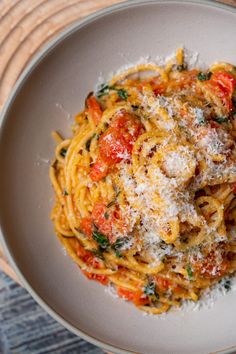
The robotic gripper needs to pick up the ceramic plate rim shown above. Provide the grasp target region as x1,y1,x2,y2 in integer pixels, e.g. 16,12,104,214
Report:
1,1,236,353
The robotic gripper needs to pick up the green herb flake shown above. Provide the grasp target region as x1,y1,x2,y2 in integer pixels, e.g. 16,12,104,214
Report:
112,237,127,250
85,133,96,151
97,84,110,98
197,72,212,81
213,116,229,124
60,148,67,158
186,264,193,280
97,84,129,101
116,88,128,101
144,281,159,300
63,189,69,196
115,250,122,258
223,279,231,292
144,282,155,295
92,226,110,250
104,212,109,220
197,117,206,125
92,247,104,260
111,237,129,258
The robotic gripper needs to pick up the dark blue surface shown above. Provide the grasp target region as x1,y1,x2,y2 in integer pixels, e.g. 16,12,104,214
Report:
0,271,103,354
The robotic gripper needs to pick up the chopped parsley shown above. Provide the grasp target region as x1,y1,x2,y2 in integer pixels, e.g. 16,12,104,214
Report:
197,116,206,125
111,237,129,257
223,279,231,292
109,85,129,100
186,264,193,280
92,225,110,249
92,225,129,257
213,116,229,124
116,88,128,101
104,212,109,219
92,247,104,260
60,148,67,157
144,281,159,300
97,84,110,98
63,189,69,196
197,72,212,81
96,84,128,101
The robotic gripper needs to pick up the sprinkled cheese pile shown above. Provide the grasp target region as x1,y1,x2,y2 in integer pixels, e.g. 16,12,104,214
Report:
115,85,236,264
162,147,195,178
198,128,227,156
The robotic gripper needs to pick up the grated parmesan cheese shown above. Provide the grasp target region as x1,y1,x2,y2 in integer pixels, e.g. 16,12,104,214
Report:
162,147,194,178
90,49,236,314
198,128,226,156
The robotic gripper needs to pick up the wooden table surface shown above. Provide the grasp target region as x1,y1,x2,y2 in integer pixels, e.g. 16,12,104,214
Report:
0,0,235,282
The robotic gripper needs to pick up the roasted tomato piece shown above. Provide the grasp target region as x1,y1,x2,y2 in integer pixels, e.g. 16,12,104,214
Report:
89,111,143,182
92,203,113,239
117,287,149,306
207,71,236,111
117,287,134,301
194,244,229,279
82,271,108,285
79,217,92,237
89,159,109,182
153,84,166,95
86,95,103,125
91,202,126,243
211,72,236,97
99,111,143,164
76,245,94,264
132,289,149,306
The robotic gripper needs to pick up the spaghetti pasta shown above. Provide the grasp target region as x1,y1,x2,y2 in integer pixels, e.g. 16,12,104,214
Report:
50,49,236,314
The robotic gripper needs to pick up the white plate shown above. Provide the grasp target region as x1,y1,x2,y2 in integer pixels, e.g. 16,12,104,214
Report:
1,1,236,353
